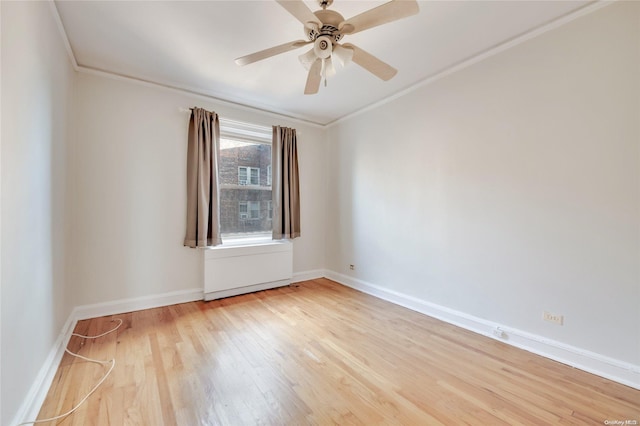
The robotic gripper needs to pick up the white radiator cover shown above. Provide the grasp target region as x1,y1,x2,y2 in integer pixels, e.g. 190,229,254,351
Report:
203,241,293,301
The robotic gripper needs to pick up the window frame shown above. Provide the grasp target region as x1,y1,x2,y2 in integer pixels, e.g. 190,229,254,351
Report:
219,119,273,245
238,166,260,186
238,200,261,220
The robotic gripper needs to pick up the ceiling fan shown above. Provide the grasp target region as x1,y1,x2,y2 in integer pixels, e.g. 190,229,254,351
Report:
235,0,419,95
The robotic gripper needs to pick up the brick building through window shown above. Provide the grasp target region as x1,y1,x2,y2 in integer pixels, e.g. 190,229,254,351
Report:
219,137,272,238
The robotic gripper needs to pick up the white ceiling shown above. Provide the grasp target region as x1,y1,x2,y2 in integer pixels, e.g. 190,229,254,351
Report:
54,0,593,126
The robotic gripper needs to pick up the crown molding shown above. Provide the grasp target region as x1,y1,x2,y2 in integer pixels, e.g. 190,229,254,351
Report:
49,0,78,71
49,0,614,128
78,65,326,129
326,0,615,127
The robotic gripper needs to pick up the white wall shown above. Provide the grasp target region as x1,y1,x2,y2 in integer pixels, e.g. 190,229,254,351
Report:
69,72,326,306
1,1,636,421
1,4,3,422
326,2,639,367
1,1,76,424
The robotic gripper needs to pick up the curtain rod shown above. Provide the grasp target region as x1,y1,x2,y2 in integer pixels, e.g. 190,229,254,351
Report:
178,107,301,134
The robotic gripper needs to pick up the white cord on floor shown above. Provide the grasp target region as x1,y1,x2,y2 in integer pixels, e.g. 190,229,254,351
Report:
17,319,123,425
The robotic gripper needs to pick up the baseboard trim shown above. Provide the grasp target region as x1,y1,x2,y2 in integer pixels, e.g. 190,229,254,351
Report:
325,270,640,390
11,312,77,426
292,269,325,283
73,288,203,321
12,287,204,425
15,273,639,425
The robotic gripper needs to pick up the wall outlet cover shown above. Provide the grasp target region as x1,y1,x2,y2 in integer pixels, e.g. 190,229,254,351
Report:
543,311,564,325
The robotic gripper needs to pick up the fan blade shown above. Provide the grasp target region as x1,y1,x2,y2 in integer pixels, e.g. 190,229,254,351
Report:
276,0,322,29
339,0,419,35
342,43,397,81
304,59,322,95
235,40,311,66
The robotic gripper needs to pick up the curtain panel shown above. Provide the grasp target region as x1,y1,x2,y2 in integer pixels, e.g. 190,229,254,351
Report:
184,107,222,248
272,126,301,240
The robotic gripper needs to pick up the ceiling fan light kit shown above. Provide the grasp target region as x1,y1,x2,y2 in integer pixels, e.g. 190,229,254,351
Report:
332,44,353,67
299,48,317,71
235,0,419,95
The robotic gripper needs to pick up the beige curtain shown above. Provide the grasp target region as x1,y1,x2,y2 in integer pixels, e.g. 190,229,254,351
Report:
184,107,222,248
272,126,301,240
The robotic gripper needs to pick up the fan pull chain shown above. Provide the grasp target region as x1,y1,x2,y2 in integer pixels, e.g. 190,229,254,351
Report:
322,58,327,87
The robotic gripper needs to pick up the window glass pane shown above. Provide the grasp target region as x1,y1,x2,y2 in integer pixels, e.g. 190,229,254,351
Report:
249,201,260,219
238,167,248,185
250,168,259,185
220,137,272,238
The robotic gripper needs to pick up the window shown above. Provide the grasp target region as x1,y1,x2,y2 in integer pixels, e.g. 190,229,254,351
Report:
239,201,248,219
239,166,259,186
267,200,273,220
219,119,272,241
239,201,260,220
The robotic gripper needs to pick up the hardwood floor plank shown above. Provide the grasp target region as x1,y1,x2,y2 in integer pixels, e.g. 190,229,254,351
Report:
148,332,178,425
37,279,639,425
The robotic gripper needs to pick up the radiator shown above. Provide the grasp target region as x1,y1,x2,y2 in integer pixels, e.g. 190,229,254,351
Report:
203,241,293,301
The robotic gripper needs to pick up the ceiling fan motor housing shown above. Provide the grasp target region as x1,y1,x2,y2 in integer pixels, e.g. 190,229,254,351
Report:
305,9,344,43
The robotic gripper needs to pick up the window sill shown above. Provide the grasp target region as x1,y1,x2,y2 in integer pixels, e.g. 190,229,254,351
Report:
203,239,291,259
214,235,287,249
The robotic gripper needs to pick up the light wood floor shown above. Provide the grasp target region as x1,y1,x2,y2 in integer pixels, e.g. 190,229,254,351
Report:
38,278,639,425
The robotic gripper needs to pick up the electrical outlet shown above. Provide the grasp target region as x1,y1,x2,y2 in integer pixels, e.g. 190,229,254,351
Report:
492,327,506,339
543,311,564,325
349,264,355,270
